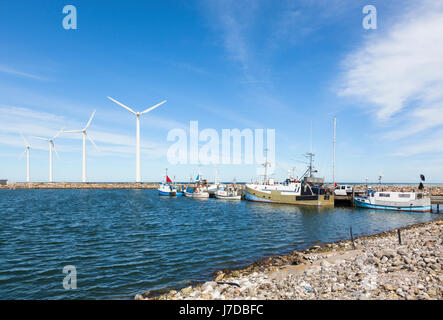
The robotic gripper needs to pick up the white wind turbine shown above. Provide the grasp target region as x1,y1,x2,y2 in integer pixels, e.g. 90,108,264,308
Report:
31,128,64,183
64,110,98,182
19,134,31,182
107,96,166,183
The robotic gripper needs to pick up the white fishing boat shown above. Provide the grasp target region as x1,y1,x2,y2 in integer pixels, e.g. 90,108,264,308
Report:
185,187,210,199
354,191,431,212
354,175,431,213
215,185,241,200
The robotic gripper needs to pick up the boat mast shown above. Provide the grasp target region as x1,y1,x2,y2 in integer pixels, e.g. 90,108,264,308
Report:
263,148,271,184
333,116,336,187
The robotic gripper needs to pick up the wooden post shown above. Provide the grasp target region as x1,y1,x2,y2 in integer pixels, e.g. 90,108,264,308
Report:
398,229,402,245
350,226,356,249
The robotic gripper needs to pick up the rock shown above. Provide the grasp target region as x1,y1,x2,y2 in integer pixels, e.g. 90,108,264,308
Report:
427,290,437,296
134,294,144,300
215,273,225,282
231,271,241,278
321,260,331,267
381,249,396,259
383,284,396,291
291,255,307,265
181,286,193,294
397,248,407,256
201,282,216,293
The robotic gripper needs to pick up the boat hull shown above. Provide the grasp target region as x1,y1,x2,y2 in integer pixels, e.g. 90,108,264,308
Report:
354,198,431,213
245,186,334,206
215,194,241,200
185,192,209,199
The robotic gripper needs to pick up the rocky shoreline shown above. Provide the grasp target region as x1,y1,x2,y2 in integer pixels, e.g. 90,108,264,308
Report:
137,219,442,300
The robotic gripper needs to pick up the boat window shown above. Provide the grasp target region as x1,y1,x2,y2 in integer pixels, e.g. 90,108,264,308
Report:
379,193,390,197
398,194,410,198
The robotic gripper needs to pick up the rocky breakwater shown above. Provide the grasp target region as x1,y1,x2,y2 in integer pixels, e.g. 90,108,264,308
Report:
1,182,159,189
138,220,442,300
353,185,443,196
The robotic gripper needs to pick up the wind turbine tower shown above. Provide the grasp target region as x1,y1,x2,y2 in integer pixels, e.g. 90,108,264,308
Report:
31,129,64,182
64,110,98,182
107,97,166,183
19,134,31,182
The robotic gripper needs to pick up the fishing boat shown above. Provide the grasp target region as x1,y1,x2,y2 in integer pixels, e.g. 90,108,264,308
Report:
185,186,209,198
354,191,431,212
158,169,183,196
184,174,210,198
158,183,183,196
215,185,241,200
245,180,333,206
354,175,431,213
244,152,333,206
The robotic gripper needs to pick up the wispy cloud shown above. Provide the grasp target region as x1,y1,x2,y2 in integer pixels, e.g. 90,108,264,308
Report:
0,65,47,81
338,1,443,156
0,105,170,159
338,1,443,121
204,0,263,82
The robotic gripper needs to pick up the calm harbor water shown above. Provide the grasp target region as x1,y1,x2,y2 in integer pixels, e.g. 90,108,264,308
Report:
0,189,438,299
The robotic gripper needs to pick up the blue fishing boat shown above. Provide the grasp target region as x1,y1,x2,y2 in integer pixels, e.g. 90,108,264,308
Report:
354,191,431,212
158,169,183,196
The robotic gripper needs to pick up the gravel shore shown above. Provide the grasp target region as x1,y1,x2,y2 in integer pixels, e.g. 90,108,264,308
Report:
139,219,442,300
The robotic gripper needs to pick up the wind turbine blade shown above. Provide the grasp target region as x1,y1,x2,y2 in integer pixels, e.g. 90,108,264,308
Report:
140,100,167,114
107,97,137,114
84,110,96,129
52,128,65,140
64,129,83,133
18,149,26,160
52,142,60,158
85,133,99,151
20,133,29,146
31,136,49,141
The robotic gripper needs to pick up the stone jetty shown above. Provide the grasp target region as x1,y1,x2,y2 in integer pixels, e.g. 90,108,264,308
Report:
139,219,442,300
0,182,159,189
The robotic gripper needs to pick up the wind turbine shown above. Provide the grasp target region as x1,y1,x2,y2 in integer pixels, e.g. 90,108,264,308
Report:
31,129,64,183
107,96,166,183
19,134,31,182
64,110,98,182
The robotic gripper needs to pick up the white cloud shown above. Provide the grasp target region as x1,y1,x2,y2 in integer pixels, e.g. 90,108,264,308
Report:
339,1,443,120
338,1,443,156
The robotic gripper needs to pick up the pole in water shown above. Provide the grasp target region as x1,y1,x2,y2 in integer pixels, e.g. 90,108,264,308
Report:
350,226,356,249
398,229,402,245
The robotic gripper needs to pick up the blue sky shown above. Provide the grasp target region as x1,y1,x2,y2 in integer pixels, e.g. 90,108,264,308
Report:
1,0,442,183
